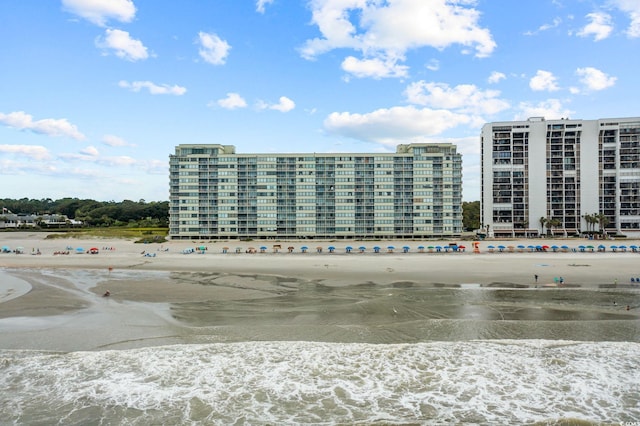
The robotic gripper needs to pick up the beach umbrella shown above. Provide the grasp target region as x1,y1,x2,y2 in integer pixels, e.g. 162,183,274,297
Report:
403,245,410,250
301,246,308,250
345,246,353,252
387,245,395,250
618,245,627,251
373,246,381,252
417,245,425,250
260,246,267,250
1,246,10,252
358,246,366,252
458,245,466,251
610,245,618,251
328,246,335,252
76,247,84,253
551,245,559,252
629,245,637,252
497,245,505,251
487,245,495,249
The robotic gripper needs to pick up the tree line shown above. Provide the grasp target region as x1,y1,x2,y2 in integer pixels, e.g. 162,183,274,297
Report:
2,197,482,231
0,198,168,227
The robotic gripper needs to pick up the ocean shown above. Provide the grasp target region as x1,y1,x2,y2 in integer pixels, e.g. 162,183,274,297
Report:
1,270,639,425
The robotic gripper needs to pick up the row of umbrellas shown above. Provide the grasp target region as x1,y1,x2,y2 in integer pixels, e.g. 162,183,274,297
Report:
215,244,467,253
487,244,639,253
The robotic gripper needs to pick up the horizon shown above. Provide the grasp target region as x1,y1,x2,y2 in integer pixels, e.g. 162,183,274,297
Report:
1,1,638,202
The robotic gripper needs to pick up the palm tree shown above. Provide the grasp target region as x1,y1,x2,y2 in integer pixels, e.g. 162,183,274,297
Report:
596,213,610,236
539,216,547,236
582,213,597,234
547,218,562,236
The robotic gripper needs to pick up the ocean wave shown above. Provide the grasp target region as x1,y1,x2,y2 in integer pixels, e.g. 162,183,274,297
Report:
1,340,639,425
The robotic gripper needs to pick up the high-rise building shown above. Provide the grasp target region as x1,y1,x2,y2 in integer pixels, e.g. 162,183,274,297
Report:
480,117,640,238
169,143,463,240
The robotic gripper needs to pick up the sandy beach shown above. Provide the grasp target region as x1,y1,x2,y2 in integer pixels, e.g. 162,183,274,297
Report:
1,231,639,351
2,233,639,424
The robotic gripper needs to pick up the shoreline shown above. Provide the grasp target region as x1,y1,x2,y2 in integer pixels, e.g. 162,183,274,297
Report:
1,232,639,351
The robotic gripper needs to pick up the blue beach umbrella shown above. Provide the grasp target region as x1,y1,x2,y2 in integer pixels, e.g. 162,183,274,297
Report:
301,246,308,250
373,246,381,252
358,246,366,252
76,247,84,253
387,246,395,250
417,245,425,250
403,245,410,250
551,245,559,252
561,245,569,250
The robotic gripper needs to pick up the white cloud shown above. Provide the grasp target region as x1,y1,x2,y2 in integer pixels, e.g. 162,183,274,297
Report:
256,0,274,14
341,56,409,79
404,81,509,115
301,0,496,78
62,0,136,26
102,134,134,147
324,106,472,145
81,146,100,156
575,67,617,91
217,93,247,109
425,59,440,71
118,80,187,95
0,144,52,161
515,99,574,121
524,17,562,36
487,71,506,84
96,29,149,61
577,12,613,41
198,32,231,65
0,111,85,140
611,0,640,37
529,70,559,91
258,96,296,112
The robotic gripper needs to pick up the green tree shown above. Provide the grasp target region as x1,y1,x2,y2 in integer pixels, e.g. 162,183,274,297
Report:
539,217,547,235
462,201,480,231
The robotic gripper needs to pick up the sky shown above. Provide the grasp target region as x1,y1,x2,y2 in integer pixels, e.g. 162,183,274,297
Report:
1,0,638,203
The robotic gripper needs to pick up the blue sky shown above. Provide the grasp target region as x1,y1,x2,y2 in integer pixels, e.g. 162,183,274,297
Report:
1,0,638,202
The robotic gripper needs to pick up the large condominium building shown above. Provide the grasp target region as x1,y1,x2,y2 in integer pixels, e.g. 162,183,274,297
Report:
481,116,640,238
169,143,463,240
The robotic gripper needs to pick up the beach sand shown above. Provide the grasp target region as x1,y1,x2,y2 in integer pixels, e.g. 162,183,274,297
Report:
1,232,638,351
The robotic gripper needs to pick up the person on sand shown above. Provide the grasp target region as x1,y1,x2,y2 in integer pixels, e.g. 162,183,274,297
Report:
103,290,111,297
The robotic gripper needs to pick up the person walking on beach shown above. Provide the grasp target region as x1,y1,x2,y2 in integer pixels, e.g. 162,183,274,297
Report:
534,274,538,283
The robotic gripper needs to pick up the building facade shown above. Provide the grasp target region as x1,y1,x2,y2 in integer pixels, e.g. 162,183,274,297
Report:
481,117,640,238
169,143,463,240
